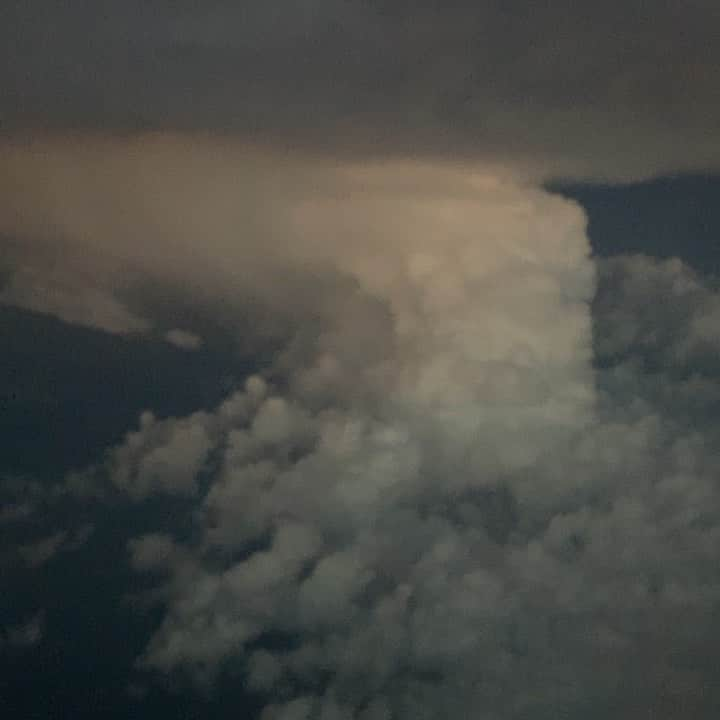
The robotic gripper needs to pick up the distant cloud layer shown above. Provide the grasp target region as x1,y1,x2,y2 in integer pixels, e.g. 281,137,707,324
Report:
2,2,719,179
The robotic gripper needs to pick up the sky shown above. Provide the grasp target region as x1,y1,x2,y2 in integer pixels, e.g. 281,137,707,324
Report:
2,3,720,719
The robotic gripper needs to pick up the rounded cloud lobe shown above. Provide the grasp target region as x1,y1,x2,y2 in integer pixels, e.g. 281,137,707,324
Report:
5,141,720,717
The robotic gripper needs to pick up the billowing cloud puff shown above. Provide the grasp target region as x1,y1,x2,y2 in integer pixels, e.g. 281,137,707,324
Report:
108,410,215,498
596,255,720,368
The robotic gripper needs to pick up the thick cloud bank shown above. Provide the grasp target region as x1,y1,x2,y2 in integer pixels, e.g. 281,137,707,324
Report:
6,139,720,716
3,2,720,179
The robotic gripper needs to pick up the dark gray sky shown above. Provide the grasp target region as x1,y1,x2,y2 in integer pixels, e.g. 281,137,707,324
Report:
3,3,720,720
2,0,720,179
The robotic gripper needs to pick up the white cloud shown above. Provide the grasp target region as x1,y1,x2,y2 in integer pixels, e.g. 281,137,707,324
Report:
108,410,215,499
164,328,204,350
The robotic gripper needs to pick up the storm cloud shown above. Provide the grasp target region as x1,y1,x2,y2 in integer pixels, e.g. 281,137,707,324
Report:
2,1,720,179
100,252,720,718
3,3,720,718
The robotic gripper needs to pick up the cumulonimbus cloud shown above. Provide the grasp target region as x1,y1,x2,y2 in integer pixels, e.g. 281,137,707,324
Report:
5,136,720,717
